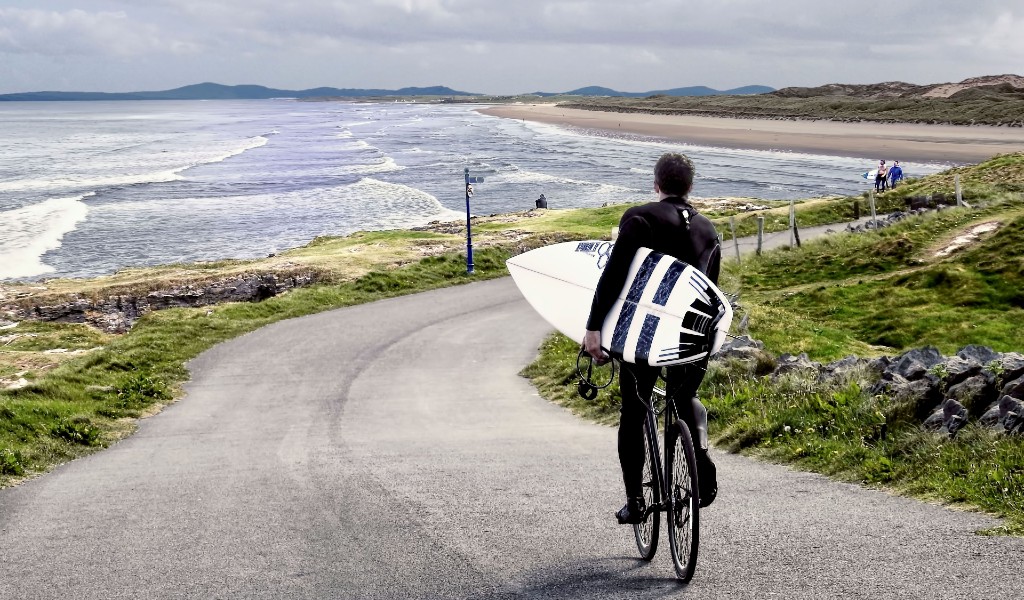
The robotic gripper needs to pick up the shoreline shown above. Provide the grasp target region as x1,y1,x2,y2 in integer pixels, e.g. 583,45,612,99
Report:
479,104,1024,164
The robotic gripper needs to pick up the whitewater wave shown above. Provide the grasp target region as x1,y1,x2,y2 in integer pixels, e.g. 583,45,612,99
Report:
0,135,269,194
337,156,405,176
0,195,91,280
326,178,463,232
493,164,636,193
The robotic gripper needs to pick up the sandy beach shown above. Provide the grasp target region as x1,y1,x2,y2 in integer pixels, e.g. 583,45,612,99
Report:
480,104,1024,164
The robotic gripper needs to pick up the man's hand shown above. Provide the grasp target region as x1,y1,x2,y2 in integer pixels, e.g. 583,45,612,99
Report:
583,330,610,365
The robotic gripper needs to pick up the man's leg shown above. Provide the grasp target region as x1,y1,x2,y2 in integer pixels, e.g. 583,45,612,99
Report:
666,365,718,507
616,363,659,523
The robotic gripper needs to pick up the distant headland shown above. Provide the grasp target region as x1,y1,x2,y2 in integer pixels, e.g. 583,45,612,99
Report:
0,81,774,102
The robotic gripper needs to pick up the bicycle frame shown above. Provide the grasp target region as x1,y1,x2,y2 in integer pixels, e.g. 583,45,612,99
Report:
641,380,676,519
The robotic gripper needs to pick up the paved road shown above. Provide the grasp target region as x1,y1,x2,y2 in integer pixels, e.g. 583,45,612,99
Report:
2,277,1022,599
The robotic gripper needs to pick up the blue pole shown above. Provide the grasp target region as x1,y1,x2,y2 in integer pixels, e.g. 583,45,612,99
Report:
464,167,474,274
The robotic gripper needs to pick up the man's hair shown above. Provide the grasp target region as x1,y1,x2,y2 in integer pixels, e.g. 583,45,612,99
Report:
654,153,695,197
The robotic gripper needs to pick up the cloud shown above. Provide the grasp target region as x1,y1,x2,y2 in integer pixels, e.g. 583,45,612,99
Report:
0,8,200,57
1,1,1021,93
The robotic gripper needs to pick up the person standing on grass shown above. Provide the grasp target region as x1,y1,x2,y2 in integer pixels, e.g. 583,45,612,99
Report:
888,161,904,189
875,159,888,192
583,152,722,524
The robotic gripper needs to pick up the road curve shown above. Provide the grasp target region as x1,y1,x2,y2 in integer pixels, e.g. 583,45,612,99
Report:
1,277,1022,599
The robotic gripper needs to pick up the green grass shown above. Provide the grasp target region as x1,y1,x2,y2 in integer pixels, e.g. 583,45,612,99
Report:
730,200,1024,359
0,247,512,484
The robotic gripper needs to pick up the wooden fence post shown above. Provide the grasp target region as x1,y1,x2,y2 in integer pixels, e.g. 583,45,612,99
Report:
729,216,740,262
789,200,795,247
756,216,764,256
869,190,878,230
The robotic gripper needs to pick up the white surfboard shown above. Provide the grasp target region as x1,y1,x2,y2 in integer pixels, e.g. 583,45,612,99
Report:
506,240,733,367
863,169,878,180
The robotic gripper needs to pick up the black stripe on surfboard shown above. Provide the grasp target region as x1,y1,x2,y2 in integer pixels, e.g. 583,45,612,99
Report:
634,313,660,366
610,253,660,357
651,260,685,306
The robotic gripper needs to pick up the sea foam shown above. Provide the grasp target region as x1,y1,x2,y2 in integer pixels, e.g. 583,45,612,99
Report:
0,195,90,279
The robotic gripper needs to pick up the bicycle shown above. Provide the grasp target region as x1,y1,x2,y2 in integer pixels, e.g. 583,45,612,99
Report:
576,356,702,582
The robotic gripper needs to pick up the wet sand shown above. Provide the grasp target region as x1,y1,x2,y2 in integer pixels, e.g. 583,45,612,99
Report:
479,104,1024,164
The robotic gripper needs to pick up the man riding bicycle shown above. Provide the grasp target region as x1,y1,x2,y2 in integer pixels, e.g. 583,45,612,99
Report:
583,152,721,524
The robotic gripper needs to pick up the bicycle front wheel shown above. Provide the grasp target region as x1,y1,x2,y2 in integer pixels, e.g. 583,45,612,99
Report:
632,417,661,560
666,421,700,581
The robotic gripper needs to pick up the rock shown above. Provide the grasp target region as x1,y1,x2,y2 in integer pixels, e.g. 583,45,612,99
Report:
938,355,983,388
867,355,892,376
891,346,944,381
942,398,969,436
923,398,969,436
8,271,320,333
922,406,944,431
716,345,768,362
884,377,943,423
997,353,1024,384
999,396,1024,435
719,335,763,352
946,374,996,415
980,401,1003,427
1002,375,1024,401
957,345,1001,365
773,353,821,377
3,378,30,390
820,355,867,380
870,371,907,396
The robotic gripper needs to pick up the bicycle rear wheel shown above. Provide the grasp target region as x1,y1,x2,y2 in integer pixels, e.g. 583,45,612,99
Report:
632,417,661,560
666,421,700,581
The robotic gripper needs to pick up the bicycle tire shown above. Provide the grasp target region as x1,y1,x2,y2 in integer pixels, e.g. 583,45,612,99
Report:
666,421,700,581
632,416,661,560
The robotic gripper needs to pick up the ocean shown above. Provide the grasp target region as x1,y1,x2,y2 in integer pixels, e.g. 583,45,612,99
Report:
0,100,946,281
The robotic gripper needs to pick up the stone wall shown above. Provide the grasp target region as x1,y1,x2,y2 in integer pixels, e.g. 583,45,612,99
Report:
716,337,1024,437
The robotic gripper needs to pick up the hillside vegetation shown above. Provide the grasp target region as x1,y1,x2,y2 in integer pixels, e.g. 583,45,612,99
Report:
557,75,1024,126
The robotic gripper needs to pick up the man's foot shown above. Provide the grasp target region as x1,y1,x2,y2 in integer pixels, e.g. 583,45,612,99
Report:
696,450,718,508
615,496,646,525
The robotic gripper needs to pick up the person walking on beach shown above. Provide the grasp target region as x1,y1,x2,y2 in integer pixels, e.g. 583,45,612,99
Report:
888,160,904,189
583,152,721,524
875,159,888,192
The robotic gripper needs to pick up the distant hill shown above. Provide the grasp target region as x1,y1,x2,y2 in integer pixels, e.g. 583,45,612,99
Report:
547,84,774,97
0,82,477,101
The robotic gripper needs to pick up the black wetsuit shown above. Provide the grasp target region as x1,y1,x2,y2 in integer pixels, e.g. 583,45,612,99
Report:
586,197,721,499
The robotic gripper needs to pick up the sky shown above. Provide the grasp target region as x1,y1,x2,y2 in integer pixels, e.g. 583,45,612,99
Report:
0,1,1021,95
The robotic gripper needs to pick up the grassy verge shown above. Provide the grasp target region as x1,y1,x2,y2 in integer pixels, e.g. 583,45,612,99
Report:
0,248,512,485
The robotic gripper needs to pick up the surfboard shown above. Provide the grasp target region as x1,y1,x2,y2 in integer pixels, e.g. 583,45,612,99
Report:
862,169,878,180
506,241,733,367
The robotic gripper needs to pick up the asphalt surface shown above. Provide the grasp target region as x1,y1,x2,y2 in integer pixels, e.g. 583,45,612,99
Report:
2,277,1023,599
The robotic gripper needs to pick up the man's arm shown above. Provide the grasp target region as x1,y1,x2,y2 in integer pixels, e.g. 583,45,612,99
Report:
584,212,650,362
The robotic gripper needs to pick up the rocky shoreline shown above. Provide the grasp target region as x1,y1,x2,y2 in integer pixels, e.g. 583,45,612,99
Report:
2,271,320,333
